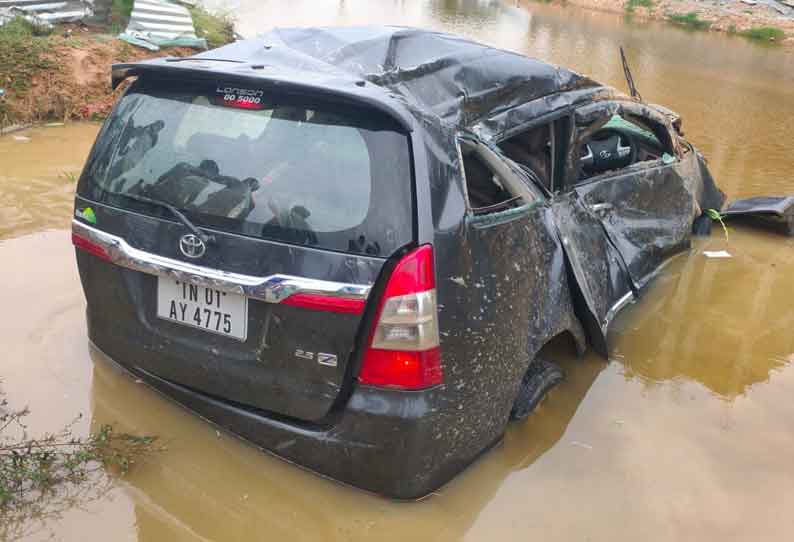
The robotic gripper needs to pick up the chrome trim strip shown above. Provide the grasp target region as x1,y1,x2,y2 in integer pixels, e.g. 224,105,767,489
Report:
634,250,686,291
603,290,634,330
72,220,372,303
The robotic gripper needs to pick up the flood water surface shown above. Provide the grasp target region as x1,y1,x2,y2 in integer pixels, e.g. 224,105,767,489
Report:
3,1,794,540
0,124,98,240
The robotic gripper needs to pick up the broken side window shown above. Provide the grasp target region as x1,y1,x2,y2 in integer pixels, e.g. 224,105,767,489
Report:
499,123,552,190
497,118,569,193
458,139,536,216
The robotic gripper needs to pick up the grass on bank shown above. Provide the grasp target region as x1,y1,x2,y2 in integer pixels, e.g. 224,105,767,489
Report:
110,0,133,34
0,3,234,128
188,6,236,49
667,11,711,30
739,26,785,41
0,17,53,123
625,0,654,13
112,0,134,19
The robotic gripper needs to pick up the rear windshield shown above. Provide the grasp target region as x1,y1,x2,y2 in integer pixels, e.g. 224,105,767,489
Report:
79,81,414,256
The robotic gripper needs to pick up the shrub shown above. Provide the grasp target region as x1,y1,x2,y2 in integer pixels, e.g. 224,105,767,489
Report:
739,26,785,41
667,12,711,30
626,0,654,13
189,6,236,49
0,17,53,123
0,387,162,538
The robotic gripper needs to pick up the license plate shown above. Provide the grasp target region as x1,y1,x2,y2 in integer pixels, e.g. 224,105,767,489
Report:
157,277,248,341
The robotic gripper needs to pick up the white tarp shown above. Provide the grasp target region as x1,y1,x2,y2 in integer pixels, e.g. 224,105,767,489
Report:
0,0,93,27
119,0,206,50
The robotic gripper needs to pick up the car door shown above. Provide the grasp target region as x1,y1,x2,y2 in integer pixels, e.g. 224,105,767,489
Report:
550,190,634,356
453,136,570,375
566,101,697,291
496,114,634,355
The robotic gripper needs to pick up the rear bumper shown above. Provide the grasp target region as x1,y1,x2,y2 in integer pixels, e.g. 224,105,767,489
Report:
92,343,494,500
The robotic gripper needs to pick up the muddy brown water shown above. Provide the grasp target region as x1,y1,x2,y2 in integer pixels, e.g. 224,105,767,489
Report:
2,1,794,540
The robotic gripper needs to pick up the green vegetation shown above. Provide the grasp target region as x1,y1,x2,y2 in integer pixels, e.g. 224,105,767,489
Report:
667,11,711,30
0,3,235,128
110,0,134,34
739,26,785,41
706,209,729,241
626,0,654,13
1,387,162,538
0,17,53,123
111,0,134,20
189,6,236,49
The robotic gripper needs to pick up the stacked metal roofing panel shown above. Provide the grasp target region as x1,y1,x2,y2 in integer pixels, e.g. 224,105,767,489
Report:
126,0,197,42
120,0,206,50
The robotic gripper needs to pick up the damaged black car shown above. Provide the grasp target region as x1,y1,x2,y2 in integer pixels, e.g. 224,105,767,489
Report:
71,26,788,499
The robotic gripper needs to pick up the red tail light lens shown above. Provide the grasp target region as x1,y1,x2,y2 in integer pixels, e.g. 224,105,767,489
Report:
358,348,442,390
359,245,442,390
281,293,365,314
72,232,111,262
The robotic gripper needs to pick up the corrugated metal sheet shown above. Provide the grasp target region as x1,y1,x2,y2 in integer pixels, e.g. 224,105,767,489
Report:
0,0,93,25
119,0,206,50
126,0,197,41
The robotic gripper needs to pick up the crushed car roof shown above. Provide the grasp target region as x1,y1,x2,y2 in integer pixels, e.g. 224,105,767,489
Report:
112,26,599,130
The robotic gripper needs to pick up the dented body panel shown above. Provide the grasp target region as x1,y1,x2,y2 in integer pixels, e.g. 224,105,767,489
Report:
74,27,742,499
723,196,794,236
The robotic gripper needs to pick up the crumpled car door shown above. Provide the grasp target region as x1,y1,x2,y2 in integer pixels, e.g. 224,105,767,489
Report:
551,191,633,356
574,159,695,290
566,101,697,291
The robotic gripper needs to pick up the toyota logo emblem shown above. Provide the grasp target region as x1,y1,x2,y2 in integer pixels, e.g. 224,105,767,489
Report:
179,234,206,259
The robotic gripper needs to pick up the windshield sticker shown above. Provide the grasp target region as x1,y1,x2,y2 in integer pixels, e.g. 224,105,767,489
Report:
215,86,265,110
75,207,97,224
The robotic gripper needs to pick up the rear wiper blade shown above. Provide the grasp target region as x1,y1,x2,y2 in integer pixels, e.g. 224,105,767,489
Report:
123,192,216,245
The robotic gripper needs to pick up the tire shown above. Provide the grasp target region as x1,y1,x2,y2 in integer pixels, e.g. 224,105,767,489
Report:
509,358,565,421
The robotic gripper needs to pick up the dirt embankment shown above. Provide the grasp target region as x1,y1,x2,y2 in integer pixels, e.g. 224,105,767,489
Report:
0,24,196,131
519,0,794,45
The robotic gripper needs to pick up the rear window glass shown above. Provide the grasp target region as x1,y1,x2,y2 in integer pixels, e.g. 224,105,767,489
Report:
79,81,414,256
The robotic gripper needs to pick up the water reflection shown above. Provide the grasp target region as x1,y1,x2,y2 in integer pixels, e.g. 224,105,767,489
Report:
429,0,507,23
0,124,99,240
87,344,604,541
612,231,794,399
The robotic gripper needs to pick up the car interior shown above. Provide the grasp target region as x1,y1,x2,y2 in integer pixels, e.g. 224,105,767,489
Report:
496,112,672,192
498,124,553,191
577,114,667,180
460,143,524,215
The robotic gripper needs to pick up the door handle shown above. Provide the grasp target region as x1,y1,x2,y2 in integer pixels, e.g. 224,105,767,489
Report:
589,202,613,213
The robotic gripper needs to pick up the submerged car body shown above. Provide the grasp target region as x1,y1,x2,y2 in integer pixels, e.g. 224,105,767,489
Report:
74,27,736,499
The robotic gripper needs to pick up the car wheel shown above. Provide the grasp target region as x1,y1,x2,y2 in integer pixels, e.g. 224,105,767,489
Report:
509,358,565,421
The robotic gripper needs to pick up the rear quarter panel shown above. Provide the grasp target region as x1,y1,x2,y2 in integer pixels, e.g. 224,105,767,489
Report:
424,139,585,467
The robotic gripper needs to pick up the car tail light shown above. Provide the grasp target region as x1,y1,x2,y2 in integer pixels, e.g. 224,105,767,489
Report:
359,245,442,390
281,293,365,314
71,232,111,262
